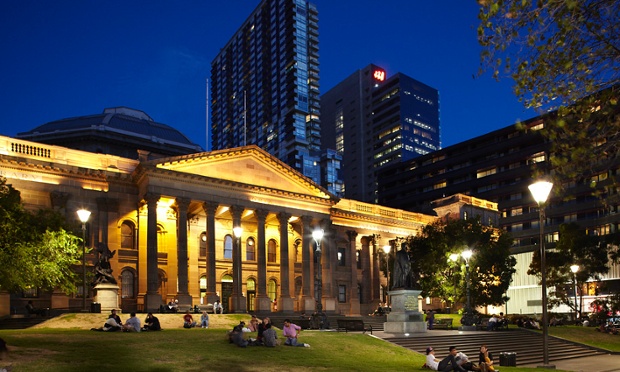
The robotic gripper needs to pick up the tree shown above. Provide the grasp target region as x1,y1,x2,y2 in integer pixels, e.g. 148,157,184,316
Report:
407,217,516,309
477,1,620,191
527,222,610,314
0,177,83,293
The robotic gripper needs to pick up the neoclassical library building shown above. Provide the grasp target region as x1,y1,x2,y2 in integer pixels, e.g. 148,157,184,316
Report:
3,108,490,316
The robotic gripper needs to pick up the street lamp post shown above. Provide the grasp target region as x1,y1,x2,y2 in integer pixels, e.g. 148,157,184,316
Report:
383,245,391,307
77,209,91,312
570,264,580,324
529,179,554,368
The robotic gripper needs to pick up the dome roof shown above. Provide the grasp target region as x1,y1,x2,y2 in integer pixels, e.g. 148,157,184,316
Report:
18,107,202,151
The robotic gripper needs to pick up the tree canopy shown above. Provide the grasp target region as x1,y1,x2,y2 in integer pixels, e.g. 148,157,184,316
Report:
527,222,610,312
0,177,82,293
406,217,516,309
477,0,620,190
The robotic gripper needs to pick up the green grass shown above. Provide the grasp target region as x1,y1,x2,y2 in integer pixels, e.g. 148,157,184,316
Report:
548,325,620,352
0,316,579,372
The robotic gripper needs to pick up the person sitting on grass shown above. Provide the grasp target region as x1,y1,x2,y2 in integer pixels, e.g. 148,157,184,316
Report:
200,311,209,328
248,314,259,332
143,312,161,331
229,321,249,347
479,344,496,372
282,319,310,347
124,312,141,332
262,323,278,347
104,309,123,332
424,346,468,372
183,310,197,328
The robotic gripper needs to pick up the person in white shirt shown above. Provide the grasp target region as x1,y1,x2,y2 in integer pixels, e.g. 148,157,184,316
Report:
124,312,141,332
425,346,468,372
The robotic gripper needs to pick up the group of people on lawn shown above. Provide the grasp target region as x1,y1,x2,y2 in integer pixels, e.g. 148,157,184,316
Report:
228,315,310,348
425,345,496,372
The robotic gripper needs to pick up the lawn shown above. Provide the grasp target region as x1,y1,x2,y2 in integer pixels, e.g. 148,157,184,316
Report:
0,314,577,372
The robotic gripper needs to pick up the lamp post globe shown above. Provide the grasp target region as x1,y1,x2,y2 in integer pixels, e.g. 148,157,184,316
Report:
77,209,91,312
529,179,554,368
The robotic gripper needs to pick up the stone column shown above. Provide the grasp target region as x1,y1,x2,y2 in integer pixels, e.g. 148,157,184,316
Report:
277,212,293,313
229,205,246,313
372,240,381,303
347,230,361,315
301,215,314,312
254,209,270,312
144,193,162,312
202,201,219,304
361,236,372,308
175,197,191,306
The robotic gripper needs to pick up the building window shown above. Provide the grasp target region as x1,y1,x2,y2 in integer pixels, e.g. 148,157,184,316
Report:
246,237,256,261
199,233,207,257
200,276,207,302
121,270,135,299
476,167,497,178
120,221,136,249
338,285,347,303
510,208,523,217
337,248,346,266
224,235,233,259
356,250,361,269
268,279,277,301
268,239,277,263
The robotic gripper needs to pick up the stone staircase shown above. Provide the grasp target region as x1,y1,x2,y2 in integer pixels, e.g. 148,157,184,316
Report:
382,328,607,366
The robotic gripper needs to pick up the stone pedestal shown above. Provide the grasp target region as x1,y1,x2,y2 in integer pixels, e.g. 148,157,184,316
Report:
279,297,294,313
94,283,119,312
303,296,315,313
384,289,427,334
229,295,247,313
256,295,272,312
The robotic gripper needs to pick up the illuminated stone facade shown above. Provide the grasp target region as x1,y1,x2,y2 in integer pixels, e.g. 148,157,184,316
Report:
1,136,437,315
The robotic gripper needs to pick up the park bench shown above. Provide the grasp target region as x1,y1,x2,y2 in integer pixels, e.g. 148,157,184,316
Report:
336,319,372,334
433,318,453,330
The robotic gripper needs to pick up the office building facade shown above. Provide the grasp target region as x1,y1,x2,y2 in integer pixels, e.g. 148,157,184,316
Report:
210,0,322,184
321,64,440,203
378,117,620,314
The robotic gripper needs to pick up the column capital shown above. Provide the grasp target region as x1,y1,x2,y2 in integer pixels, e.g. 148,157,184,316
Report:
277,211,291,224
202,201,219,215
175,197,191,211
255,209,269,222
229,205,244,222
144,192,160,205
346,230,358,242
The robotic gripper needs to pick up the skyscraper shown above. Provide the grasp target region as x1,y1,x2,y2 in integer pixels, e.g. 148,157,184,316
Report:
321,64,440,203
210,0,322,184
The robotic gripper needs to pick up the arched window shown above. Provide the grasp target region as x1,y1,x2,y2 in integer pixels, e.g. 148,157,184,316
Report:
268,239,277,263
121,270,135,298
199,232,207,257
223,235,233,259
247,278,256,311
268,279,277,301
246,237,256,261
120,221,136,249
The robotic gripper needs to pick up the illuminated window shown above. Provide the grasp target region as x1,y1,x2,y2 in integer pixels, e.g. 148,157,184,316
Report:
223,235,233,259
268,239,277,263
199,232,207,257
337,248,346,266
121,221,136,249
121,270,135,299
246,237,256,261
477,167,497,178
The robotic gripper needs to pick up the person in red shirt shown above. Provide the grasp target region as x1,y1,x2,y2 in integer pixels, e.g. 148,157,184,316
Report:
183,310,196,328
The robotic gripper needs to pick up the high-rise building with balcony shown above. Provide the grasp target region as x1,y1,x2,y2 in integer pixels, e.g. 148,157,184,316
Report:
210,0,322,184
321,64,440,203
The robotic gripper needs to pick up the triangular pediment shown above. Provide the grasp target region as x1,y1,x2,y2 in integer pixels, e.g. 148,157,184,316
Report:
150,145,331,198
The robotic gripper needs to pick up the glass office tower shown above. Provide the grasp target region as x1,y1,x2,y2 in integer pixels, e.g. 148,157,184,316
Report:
321,64,440,203
210,0,322,184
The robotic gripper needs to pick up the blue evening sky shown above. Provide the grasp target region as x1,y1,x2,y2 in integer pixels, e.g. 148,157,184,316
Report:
0,0,535,151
